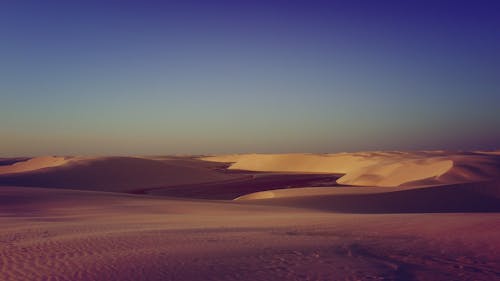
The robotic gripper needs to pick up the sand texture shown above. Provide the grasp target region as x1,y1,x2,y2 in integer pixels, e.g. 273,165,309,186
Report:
1,151,500,280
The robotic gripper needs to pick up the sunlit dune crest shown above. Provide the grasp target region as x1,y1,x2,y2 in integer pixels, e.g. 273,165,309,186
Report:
0,156,71,175
235,186,395,200
475,150,500,155
336,159,453,186
234,181,500,213
203,151,500,187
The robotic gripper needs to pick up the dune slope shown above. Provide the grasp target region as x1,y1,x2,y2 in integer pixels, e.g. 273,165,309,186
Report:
236,181,500,213
0,157,239,192
203,152,500,187
0,156,70,175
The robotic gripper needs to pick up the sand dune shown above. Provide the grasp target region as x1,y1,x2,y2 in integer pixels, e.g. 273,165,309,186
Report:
145,173,340,199
2,152,499,197
1,186,499,281
0,156,343,198
1,152,500,280
476,150,500,155
0,156,71,175
203,151,500,187
3,152,498,196
236,181,500,213
236,186,410,200
0,156,239,192
0,157,30,166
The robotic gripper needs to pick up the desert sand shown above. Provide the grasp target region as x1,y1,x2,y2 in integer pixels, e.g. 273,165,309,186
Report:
1,152,500,280
0,156,71,175
203,151,500,186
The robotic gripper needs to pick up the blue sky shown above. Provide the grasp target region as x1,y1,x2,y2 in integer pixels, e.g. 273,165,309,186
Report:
1,0,499,156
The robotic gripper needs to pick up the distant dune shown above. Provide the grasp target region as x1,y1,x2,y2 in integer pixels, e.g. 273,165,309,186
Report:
0,156,239,192
203,151,500,187
1,152,499,196
0,156,71,175
0,157,30,166
476,150,500,155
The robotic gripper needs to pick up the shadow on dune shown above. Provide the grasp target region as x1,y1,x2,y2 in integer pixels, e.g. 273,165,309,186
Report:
0,157,30,166
143,173,341,199
0,156,342,198
0,157,236,192
242,181,500,213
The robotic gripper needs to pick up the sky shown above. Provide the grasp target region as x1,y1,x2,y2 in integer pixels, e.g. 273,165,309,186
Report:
1,0,499,156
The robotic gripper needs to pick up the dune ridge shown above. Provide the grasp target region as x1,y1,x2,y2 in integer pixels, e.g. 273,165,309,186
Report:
0,156,72,175
235,181,500,213
202,152,500,187
0,156,240,192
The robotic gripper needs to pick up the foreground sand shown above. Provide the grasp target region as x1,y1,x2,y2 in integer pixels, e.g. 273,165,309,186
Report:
1,152,500,280
1,186,499,281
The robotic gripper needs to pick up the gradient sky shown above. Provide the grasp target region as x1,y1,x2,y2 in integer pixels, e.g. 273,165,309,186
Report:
1,0,499,156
